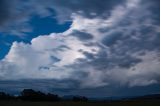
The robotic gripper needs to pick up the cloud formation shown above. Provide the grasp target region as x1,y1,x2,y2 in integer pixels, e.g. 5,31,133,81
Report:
0,0,125,36
0,0,160,89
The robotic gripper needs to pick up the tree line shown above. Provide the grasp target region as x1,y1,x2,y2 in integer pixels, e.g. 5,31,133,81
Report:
0,89,88,102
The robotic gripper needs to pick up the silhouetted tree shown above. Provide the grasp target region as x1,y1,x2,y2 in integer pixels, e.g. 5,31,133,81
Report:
0,92,14,100
132,94,160,101
73,96,88,102
46,93,60,101
20,89,60,101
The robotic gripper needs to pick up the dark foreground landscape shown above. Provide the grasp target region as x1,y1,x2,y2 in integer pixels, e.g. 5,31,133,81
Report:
0,89,160,106
0,100,160,106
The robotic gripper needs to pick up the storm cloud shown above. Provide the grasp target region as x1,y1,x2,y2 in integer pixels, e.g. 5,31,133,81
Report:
0,0,126,36
0,0,160,94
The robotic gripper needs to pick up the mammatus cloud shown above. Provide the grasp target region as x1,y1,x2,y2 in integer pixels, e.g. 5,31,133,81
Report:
0,0,160,89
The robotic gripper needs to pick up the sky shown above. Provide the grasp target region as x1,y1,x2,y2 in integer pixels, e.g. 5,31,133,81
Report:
0,0,160,97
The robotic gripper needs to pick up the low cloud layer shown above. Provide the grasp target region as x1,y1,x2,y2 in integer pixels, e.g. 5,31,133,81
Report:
0,0,160,89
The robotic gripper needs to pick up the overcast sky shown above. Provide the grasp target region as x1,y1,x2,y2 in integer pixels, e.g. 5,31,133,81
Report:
0,0,160,97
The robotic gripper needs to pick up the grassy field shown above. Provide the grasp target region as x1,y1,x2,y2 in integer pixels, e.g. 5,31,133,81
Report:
0,100,160,106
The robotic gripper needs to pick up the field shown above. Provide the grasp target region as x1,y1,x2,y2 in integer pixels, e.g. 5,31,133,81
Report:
0,100,160,106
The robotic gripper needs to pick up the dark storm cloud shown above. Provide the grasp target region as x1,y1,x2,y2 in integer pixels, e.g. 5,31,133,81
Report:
71,30,93,41
82,51,95,59
75,47,142,70
0,0,33,35
52,0,125,22
13,79,80,88
0,79,80,93
102,31,122,46
0,0,10,25
0,0,54,36
89,24,160,70
0,0,159,36
0,80,160,97
0,0,126,35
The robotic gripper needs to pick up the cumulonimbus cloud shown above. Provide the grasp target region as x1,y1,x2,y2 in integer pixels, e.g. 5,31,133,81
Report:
0,0,160,89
